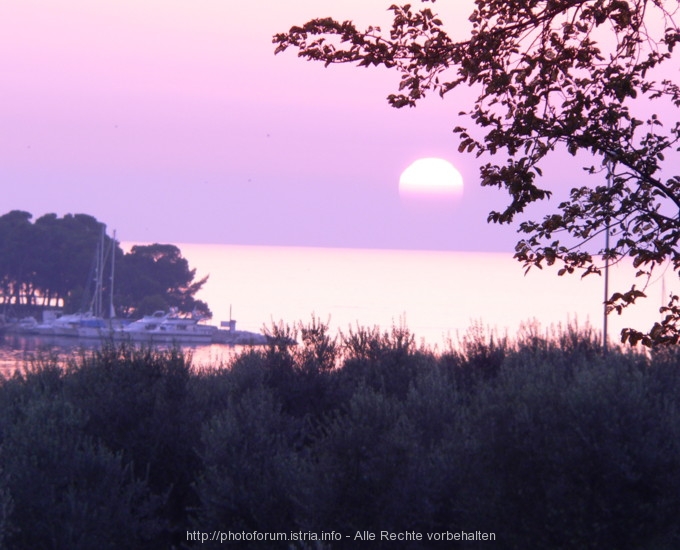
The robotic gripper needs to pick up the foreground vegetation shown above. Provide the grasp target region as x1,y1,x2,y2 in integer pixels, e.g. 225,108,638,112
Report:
1,321,679,549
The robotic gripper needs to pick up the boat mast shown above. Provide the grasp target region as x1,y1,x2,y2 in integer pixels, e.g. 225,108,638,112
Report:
98,224,106,318
109,230,116,318
89,224,105,318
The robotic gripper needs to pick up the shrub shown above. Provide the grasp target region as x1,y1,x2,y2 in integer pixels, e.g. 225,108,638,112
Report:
339,324,423,399
440,322,509,390
193,387,305,547
300,385,428,536
460,348,680,548
0,396,163,549
61,344,199,546
1,323,679,548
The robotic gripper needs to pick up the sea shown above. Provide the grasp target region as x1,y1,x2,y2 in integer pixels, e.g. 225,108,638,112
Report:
0,244,670,373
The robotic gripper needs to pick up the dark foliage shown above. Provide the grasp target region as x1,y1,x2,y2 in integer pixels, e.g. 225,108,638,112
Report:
0,210,210,318
1,319,680,548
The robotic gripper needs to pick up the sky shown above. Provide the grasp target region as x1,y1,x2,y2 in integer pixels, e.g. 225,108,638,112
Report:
0,1,606,251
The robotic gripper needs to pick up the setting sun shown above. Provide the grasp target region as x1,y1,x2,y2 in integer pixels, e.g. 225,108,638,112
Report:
399,158,464,201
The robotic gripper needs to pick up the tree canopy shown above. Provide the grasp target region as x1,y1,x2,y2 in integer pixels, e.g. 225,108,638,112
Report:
116,243,211,318
274,0,680,345
0,211,210,319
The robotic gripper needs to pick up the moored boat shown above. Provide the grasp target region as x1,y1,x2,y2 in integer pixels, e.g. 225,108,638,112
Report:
28,225,118,339
119,310,218,344
33,312,86,337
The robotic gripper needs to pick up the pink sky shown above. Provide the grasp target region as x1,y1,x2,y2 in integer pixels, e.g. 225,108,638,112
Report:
0,1,611,251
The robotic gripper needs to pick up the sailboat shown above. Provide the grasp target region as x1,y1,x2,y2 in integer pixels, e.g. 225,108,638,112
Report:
76,227,121,338
35,225,119,338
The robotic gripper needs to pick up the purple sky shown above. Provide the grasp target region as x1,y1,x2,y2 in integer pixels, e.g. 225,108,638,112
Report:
1,1,598,251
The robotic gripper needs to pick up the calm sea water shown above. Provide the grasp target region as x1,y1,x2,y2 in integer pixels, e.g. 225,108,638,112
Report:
0,244,670,372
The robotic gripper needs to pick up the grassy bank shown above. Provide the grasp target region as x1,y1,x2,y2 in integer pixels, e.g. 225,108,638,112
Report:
0,320,679,549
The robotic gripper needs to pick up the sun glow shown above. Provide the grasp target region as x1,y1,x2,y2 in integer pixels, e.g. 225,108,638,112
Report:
399,157,464,201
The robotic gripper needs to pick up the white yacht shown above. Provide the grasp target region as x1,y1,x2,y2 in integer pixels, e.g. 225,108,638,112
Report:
120,310,218,344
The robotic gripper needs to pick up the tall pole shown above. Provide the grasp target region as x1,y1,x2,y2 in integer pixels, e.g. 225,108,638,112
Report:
109,230,116,319
603,161,612,353
93,224,106,318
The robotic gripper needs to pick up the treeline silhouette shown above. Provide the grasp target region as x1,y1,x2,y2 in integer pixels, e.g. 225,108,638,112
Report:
0,320,679,548
0,210,210,318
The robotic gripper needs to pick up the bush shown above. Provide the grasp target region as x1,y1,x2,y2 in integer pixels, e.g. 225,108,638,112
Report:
1,321,679,548
0,396,163,549
339,324,422,399
61,344,200,546
301,385,423,534
193,387,306,547
460,348,680,548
